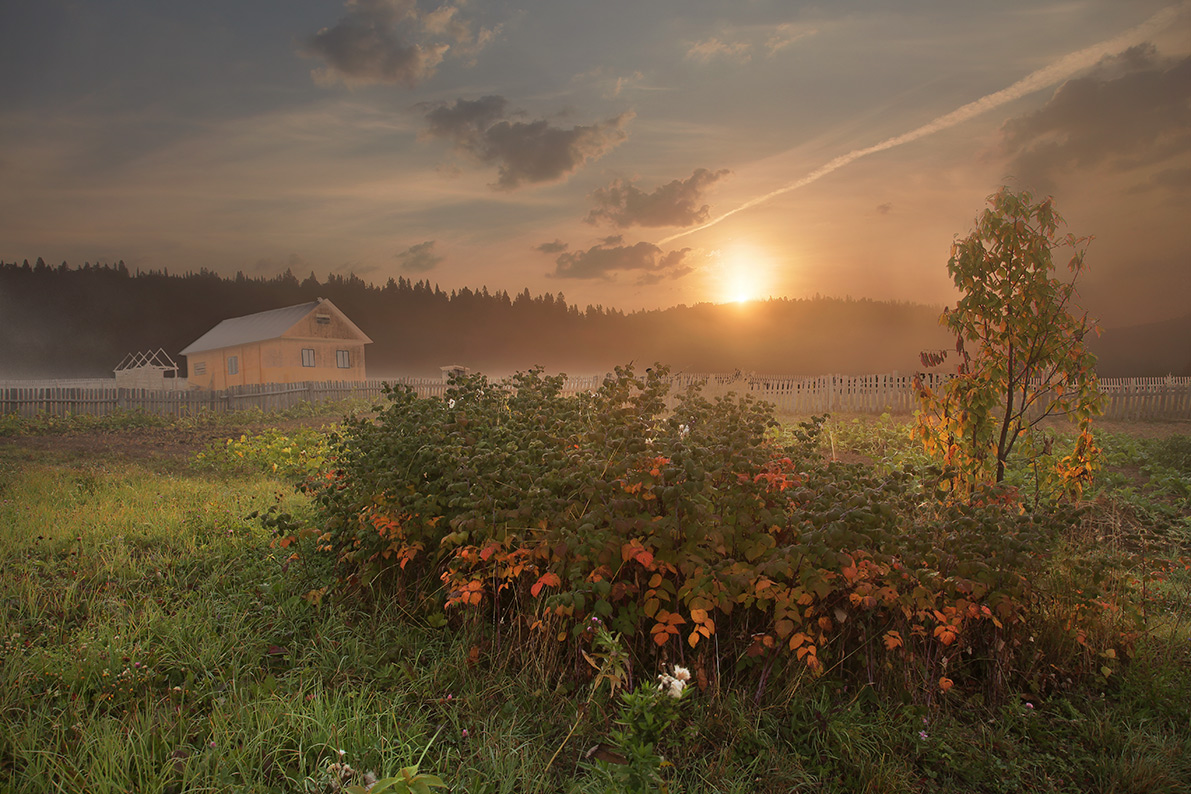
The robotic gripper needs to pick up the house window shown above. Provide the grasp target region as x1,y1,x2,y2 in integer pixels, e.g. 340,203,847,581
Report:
336,349,351,369
302,348,316,367
227,356,238,375
193,362,206,375
316,314,331,325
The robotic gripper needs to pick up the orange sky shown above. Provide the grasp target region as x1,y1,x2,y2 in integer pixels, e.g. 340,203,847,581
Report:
1,1,1189,327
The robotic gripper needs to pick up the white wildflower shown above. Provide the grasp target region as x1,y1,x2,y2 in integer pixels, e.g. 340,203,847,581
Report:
656,665,689,699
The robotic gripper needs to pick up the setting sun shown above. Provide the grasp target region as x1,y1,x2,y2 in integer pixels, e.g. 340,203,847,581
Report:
715,244,771,305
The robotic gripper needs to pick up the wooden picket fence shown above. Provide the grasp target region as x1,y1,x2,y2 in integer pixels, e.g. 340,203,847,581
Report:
0,376,602,419
1099,376,1191,421
669,372,934,415
1,373,1189,421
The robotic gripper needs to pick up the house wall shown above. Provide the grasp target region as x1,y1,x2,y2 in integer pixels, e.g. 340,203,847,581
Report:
260,339,367,383
184,344,256,390
186,339,366,389
284,308,360,342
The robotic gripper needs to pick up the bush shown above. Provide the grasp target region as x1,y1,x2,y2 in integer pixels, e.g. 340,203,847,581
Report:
193,426,334,481
282,365,1133,701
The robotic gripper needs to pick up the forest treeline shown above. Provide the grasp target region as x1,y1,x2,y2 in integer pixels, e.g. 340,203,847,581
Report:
0,258,1185,378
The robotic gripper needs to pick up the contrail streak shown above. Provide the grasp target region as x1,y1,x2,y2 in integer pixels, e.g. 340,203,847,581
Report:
659,2,1189,245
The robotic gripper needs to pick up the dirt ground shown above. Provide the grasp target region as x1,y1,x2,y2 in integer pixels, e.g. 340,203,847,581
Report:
0,416,342,466
1078,417,1191,440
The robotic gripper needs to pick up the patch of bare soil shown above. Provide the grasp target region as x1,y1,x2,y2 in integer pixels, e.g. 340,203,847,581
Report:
1085,418,1191,440
0,416,343,466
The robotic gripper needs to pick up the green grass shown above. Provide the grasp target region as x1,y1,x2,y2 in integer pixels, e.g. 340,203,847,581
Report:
0,416,1188,793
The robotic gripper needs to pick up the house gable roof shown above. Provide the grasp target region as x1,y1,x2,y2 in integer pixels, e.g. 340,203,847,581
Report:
179,299,371,356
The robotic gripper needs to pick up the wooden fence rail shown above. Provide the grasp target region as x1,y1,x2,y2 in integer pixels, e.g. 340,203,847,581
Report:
2,374,1189,421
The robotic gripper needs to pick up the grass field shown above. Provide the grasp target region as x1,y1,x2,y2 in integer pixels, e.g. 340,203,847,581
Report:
1,407,1189,793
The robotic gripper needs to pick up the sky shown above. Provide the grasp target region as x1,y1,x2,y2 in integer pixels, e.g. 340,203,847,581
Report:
1,0,1189,328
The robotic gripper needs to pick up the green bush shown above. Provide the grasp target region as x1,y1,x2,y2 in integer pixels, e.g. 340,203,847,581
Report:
193,426,335,481
282,365,1134,702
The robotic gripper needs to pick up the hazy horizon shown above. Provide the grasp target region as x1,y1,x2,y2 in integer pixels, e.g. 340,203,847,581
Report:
2,262,1186,380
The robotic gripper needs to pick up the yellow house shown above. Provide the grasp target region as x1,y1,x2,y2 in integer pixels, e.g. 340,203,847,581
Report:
180,298,372,389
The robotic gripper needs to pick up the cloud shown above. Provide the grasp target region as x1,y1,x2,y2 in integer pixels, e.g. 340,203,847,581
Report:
535,239,569,254
765,23,817,56
396,240,443,272
1148,166,1191,189
636,264,694,286
1128,166,1191,196
550,238,691,282
422,95,509,147
686,23,816,63
420,96,633,189
301,0,497,87
1001,46,1191,192
422,4,501,63
585,168,730,228
609,71,646,98
875,202,892,215
686,37,752,63
573,67,648,99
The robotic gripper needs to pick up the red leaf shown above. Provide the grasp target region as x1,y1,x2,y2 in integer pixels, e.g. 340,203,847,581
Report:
530,572,561,597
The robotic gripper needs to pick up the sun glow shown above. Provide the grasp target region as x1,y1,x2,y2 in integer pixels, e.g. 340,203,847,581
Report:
715,243,770,305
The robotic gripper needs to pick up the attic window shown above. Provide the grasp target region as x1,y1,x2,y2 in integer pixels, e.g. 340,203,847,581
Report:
315,314,331,325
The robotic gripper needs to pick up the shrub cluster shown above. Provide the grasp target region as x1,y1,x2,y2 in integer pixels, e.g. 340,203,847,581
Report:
194,426,334,481
283,366,1129,700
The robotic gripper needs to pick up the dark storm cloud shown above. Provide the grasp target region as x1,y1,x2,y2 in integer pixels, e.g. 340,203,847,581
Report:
534,239,569,254
301,0,496,87
585,168,730,228
551,239,691,281
396,240,442,273
420,96,633,189
1001,45,1191,192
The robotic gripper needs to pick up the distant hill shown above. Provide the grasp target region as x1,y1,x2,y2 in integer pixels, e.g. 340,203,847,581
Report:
1090,312,1191,377
2,258,1181,379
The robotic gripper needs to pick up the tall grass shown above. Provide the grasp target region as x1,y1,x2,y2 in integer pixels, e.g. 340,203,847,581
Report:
0,417,1188,793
